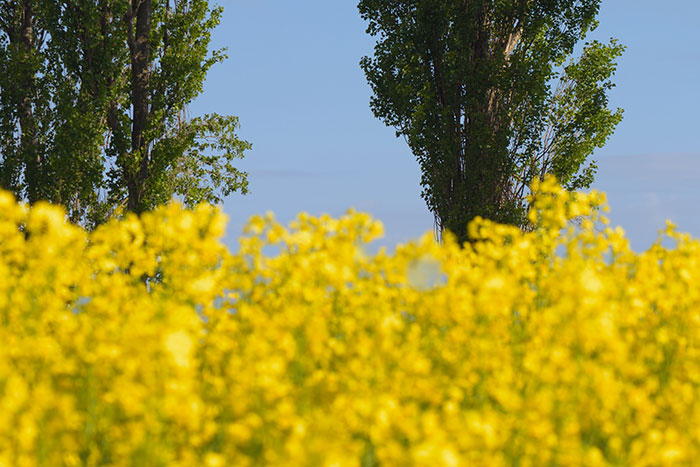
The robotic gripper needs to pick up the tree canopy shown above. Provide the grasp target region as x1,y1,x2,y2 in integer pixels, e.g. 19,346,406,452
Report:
0,0,250,227
359,0,623,242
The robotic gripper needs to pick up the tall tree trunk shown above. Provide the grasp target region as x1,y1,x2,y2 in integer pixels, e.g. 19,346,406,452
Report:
128,0,152,213
16,0,40,203
448,2,501,237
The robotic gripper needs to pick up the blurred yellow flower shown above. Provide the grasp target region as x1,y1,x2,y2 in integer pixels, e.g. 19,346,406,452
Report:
0,177,698,465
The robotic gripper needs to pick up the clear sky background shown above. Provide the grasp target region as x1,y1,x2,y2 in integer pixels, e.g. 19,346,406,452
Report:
191,1,700,252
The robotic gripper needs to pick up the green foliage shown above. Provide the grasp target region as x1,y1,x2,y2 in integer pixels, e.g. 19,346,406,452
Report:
0,0,249,227
359,0,623,242
508,38,624,203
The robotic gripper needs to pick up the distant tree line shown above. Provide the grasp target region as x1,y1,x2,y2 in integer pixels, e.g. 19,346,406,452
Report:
1,1,623,242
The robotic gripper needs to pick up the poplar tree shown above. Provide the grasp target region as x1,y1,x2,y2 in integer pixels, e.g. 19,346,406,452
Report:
359,0,623,242
0,0,249,227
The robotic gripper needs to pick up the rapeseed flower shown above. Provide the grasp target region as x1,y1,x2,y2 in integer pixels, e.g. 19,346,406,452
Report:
0,177,698,465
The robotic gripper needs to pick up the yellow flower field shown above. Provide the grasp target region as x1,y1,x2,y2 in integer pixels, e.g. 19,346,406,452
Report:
1,177,699,466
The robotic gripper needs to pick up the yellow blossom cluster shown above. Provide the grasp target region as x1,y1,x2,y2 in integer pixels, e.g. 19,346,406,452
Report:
1,177,700,466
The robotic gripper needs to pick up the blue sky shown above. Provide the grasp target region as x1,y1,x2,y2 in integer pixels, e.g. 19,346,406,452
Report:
191,1,700,251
